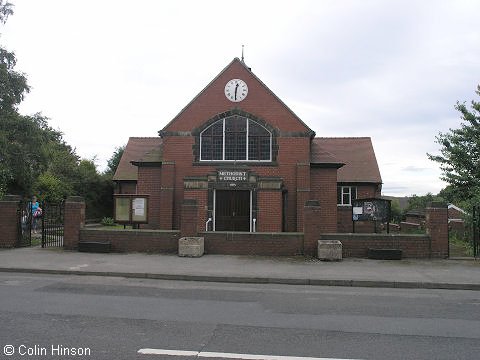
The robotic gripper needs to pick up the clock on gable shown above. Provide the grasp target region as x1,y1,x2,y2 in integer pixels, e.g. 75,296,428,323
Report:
224,79,248,102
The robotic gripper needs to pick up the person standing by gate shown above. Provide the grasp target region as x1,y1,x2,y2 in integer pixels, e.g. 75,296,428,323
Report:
30,196,42,234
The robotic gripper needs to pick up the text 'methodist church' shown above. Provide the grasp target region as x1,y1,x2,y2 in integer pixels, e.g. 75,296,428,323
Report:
114,58,382,233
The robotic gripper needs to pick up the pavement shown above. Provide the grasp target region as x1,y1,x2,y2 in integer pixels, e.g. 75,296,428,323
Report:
0,246,479,290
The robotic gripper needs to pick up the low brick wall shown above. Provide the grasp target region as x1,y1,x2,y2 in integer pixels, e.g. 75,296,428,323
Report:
200,231,304,256
79,228,180,253
319,233,431,258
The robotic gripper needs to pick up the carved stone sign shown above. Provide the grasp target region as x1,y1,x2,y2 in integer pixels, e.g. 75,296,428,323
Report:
217,170,248,182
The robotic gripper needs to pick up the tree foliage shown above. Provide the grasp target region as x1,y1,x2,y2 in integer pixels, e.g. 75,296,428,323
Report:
0,1,13,24
105,145,125,177
428,85,480,206
0,4,115,219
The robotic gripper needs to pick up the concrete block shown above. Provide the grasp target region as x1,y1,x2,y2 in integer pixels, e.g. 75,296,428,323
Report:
179,237,204,257
318,240,342,261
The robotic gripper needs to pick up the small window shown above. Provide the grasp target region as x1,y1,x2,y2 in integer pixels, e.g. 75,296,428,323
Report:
337,186,357,206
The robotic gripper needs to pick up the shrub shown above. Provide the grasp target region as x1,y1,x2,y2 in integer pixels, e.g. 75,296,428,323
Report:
101,217,115,226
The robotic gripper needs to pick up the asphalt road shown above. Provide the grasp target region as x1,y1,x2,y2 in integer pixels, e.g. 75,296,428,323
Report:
1,272,480,360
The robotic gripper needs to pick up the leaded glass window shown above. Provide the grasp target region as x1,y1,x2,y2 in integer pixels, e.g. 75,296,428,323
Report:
200,116,271,161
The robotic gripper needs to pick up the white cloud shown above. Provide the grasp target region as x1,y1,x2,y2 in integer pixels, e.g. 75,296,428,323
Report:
2,0,479,196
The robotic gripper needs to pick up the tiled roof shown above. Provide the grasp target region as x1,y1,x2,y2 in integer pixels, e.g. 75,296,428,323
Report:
113,137,163,181
312,137,382,183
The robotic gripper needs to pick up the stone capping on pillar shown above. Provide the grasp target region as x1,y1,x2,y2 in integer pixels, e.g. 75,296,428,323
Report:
66,196,85,203
3,194,21,202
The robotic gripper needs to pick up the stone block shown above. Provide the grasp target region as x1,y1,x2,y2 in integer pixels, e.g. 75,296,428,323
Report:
178,237,204,257
318,240,342,261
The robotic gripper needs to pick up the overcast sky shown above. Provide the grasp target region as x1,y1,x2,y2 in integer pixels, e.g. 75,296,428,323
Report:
2,0,480,196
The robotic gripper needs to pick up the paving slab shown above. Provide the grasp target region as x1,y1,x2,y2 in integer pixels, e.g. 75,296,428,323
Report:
0,247,479,290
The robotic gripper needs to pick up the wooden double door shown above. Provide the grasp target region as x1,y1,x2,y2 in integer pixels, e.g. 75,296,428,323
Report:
215,190,250,231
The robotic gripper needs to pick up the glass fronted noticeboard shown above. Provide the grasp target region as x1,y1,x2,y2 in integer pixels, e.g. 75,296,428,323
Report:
114,195,149,224
352,198,391,233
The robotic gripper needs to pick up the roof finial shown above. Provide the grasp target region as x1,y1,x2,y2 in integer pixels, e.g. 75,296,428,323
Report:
241,45,244,62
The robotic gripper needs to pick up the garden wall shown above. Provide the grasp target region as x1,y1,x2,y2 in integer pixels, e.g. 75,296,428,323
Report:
79,228,180,253
200,231,304,256
319,233,431,258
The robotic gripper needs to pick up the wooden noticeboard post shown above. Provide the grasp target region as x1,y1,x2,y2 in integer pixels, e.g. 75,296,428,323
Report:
114,194,149,227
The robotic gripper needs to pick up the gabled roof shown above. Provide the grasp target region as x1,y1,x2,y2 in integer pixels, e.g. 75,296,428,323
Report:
312,137,382,183
113,137,162,181
160,58,314,136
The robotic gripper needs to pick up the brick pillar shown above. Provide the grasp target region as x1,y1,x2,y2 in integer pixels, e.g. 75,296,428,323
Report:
296,163,311,232
159,162,175,229
64,196,85,250
425,202,448,258
0,195,21,248
303,200,322,256
257,190,282,232
180,199,198,237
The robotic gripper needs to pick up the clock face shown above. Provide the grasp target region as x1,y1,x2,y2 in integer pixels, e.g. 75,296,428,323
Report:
224,79,248,102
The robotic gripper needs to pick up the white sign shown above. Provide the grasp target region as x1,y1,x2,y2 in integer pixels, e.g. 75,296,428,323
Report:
132,198,145,216
353,207,363,215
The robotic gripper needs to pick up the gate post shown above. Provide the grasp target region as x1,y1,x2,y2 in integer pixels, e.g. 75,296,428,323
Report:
0,195,21,248
303,200,322,257
64,196,85,250
180,199,198,237
425,201,448,258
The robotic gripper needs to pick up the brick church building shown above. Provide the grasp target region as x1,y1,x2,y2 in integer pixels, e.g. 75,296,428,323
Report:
114,58,382,233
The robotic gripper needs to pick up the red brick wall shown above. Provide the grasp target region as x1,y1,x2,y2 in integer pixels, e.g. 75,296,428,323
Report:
183,188,209,232
426,205,448,258
310,168,338,233
154,60,313,233
319,233,431,258
257,190,282,232
137,166,163,229
200,231,303,256
64,197,85,250
180,199,198,237
80,228,180,253
0,196,20,248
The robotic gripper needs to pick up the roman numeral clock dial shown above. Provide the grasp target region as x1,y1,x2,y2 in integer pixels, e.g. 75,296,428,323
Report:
225,79,248,102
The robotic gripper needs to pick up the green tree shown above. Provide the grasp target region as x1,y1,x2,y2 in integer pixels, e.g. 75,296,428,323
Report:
404,193,443,214
428,85,480,206
390,199,402,223
104,145,125,177
0,1,29,116
0,1,13,24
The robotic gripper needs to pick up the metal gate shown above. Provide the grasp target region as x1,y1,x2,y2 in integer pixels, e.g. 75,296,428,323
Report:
17,200,32,247
41,201,64,248
473,205,480,258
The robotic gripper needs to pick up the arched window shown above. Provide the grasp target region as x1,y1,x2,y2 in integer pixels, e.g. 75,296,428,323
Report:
200,115,271,161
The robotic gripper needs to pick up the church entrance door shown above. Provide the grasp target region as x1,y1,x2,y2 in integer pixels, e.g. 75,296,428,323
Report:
215,190,250,231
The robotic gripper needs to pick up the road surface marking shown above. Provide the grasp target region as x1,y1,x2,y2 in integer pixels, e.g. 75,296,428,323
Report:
137,348,362,360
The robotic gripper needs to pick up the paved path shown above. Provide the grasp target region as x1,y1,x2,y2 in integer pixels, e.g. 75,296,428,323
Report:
0,247,479,290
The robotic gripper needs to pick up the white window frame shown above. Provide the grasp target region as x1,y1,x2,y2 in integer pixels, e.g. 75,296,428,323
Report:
199,117,272,162
338,186,357,206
